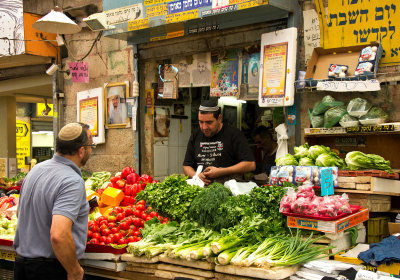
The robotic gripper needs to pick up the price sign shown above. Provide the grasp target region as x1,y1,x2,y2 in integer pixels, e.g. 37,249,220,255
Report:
321,167,334,196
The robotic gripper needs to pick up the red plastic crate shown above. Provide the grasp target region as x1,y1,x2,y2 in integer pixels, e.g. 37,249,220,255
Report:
85,243,127,254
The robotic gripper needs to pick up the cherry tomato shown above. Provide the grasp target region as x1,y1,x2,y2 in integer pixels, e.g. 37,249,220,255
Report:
133,231,141,237
135,204,145,211
105,237,113,244
101,228,111,236
136,236,142,241
92,232,101,239
116,213,126,222
87,230,93,239
99,236,107,243
115,207,123,214
130,225,137,232
118,238,128,245
119,222,129,231
108,222,116,229
149,211,158,218
113,233,122,243
99,242,106,246
137,200,145,205
141,213,148,220
89,238,99,244
132,218,141,227
127,236,136,243
100,224,108,231
164,217,169,222
124,207,133,217
99,220,108,226
89,224,99,233
134,210,142,218
111,227,119,234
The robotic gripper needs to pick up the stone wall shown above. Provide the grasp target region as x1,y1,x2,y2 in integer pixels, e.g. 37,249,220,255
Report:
60,0,137,175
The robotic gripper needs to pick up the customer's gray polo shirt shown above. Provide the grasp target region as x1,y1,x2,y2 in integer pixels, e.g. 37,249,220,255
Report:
14,154,89,259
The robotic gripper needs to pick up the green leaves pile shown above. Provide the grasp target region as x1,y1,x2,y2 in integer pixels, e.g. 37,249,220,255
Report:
135,174,202,222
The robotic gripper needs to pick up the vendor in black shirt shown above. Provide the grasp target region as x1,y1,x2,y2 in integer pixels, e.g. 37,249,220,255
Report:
183,100,256,185
252,125,277,176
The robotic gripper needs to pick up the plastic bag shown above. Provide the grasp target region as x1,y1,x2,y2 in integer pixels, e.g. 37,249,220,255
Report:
277,166,295,186
359,106,389,125
347,98,372,118
294,166,313,185
324,106,347,128
339,114,359,128
269,166,279,185
224,180,257,196
279,187,297,213
308,109,324,128
312,95,344,116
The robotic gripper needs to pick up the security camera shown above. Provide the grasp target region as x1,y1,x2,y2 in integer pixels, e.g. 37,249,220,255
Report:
46,64,59,75
83,12,114,31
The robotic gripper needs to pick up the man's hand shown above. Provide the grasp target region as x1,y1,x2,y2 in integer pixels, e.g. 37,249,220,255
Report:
198,172,212,186
202,166,221,179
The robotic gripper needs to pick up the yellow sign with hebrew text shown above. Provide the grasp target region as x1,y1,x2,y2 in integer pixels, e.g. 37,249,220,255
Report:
321,0,400,65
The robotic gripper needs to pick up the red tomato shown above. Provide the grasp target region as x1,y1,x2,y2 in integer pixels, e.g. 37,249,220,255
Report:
137,200,146,205
99,236,107,243
116,213,126,222
100,224,108,231
119,230,127,237
146,216,152,221
87,230,93,239
164,217,169,222
127,236,136,243
111,227,119,234
130,225,137,232
110,175,121,183
108,222,116,229
101,228,111,236
136,204,145,211
162,222,167,224
133,210,142,218
105,237,113,244
132,218,141,227
89,238,99,244
149,211,158,218
140,219,145,227
129,197,136,204
90,224,99,233
92,232,101,239
118,238,128,245
133,231,141,237
115,207,123,214
113,233,122,243
136,236,142,241
124,207,133,217
141,213,148,220
99,220,108,226
119,222,129,231
99,242,106,246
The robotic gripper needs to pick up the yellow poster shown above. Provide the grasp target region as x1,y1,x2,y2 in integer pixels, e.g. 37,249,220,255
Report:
79,97,98,137
322,0,400,65
128,18,149,31
165,10,198,24
16,120,30,169
261,42,288,98
36,103,54,117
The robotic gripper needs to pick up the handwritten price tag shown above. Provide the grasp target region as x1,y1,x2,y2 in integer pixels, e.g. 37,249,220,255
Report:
321,167,334,196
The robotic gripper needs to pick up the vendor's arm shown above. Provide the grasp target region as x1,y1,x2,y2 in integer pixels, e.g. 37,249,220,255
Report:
203,161,256,179
50,215,84,280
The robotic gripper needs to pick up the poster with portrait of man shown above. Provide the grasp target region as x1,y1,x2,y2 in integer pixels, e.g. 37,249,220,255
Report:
104,81,129,128
172,53,211,88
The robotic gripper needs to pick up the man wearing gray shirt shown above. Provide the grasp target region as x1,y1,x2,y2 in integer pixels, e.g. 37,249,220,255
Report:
14,123,95,280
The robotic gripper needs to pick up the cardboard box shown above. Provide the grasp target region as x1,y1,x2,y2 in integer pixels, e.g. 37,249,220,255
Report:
287,208,369,234
305,42,381,80
388,222,400,234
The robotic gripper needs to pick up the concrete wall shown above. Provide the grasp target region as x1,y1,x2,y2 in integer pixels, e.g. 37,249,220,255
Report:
58,0,137,175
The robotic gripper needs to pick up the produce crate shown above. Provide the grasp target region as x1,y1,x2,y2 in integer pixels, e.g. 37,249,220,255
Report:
367,217,390,243
287,208,369,234
337,176,400,192
338,170,399,180
347,193,391,212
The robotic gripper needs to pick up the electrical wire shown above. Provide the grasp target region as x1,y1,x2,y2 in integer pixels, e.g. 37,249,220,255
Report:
62,31,103,61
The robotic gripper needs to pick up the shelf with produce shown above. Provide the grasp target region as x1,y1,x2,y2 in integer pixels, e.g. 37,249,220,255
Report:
304,123,400,137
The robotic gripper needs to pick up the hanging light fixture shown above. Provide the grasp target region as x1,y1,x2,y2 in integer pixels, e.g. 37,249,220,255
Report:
32,6,81,34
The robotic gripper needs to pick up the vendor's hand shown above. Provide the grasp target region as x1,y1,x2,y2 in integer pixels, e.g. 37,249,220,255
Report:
202,166,221,179
198,172,212,186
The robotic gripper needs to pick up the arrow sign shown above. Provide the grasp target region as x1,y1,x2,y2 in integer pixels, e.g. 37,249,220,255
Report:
16,123,28,137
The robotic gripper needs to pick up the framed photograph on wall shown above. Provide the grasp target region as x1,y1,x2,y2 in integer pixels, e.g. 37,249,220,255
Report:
223,105,238,128
105,81,130,128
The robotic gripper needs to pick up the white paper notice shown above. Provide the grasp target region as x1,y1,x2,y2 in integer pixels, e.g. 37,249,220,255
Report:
132,106,137,131
303,9,322,66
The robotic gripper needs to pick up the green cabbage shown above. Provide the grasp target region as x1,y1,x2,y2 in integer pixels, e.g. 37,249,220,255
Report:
294,143,310,159
308,109,324,128
276,154,298,166
312,95,344,115
347,97,372,117
299,157,315,166
324,106,348,128
315,153,345,168
308,145,331,160
345,151,392,173
359,107,389,121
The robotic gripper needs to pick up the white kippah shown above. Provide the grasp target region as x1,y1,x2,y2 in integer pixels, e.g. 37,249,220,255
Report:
58,123,82,141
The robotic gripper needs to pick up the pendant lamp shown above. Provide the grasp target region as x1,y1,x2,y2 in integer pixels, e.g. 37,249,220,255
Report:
32,6,81,34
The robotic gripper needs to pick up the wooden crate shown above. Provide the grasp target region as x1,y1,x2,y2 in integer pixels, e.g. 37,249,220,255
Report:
338,176,400,194
346,193,391,212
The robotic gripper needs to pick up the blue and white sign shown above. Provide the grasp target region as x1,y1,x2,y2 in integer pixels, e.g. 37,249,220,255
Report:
321,167,334,196
168,0,212,14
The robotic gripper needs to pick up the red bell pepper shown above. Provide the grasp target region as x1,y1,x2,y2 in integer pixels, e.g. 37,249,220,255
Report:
138,174,153,184
110,175,121,183
125,184,133,196
126,173,140,184
121,167,134,179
